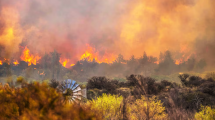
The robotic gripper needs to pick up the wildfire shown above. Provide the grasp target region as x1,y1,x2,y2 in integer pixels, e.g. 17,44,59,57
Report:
13,60,19,66
80,44,116,63
71,64,75,67
80,51,98,62
60,59,69,67
20,47,41,66
0,61,2,65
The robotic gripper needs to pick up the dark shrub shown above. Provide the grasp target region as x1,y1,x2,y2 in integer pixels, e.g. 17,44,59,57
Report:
49,79,59,89
187,76,203,87
163,86,215,112
87,89,103,100
178,74,189,86
110,80,119,87
126,74,137,87
161,80,173,87
118,81,128,88
127,75,159,98
199,82,215,96
179,74,204,87
87,76,117,94
157,80,173,92
116,88,130,98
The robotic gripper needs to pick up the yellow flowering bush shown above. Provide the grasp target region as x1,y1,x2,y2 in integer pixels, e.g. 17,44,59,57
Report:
195,106,215,120
128,96,167,120
16,76,24,83
0,81,101,120
88,93,123,119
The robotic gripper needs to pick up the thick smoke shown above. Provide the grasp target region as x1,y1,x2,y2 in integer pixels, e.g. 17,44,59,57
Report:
0,0,215,65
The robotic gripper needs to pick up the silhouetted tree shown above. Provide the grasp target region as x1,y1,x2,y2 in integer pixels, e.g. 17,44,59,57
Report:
126,75,159,98
196,59,207,70
50,50,61,79
127,55,138,74
148,56,157,64
41,53,50,69
157,51,176,75
116,54,126,63
159,52,164,63
139,51,148,65
187,58,196,71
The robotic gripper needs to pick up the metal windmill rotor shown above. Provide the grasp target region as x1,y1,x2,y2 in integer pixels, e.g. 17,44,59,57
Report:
59,79,86,104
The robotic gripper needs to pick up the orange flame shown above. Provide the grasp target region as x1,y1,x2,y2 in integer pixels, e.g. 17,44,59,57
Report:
20,47,41,66
0,60,2,65
80,44,116,63
60,59,69,67
13,60,19,66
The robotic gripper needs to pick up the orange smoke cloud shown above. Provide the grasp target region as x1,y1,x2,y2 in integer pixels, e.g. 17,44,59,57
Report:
119,0,215,60
0,6,23,58
0,0,215,65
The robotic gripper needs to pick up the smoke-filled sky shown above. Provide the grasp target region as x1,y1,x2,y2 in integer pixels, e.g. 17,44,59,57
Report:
0,0,215,64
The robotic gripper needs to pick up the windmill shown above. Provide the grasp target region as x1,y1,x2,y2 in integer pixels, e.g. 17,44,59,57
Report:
58,79,87,104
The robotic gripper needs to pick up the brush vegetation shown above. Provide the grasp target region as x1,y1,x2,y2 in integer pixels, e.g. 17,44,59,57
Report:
0,72,215,120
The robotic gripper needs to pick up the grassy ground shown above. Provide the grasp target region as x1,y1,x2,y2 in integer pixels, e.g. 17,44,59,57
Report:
1,70,214,85
151,71,215,84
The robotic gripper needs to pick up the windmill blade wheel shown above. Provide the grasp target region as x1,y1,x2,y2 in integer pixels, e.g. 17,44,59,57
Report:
60,79,86,104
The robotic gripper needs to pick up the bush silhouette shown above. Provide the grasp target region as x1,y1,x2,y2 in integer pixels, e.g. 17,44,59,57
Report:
199,81,215,96
87,76,117,94
127,75,161,98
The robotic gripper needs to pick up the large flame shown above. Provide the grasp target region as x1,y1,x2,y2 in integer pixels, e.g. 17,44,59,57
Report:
20,47,41,66
80,44,116,63
59,45,117,68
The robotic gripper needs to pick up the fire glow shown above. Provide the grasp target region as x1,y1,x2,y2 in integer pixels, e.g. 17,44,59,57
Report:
80,45,116,64
20,47,41,66
59,45,117,68
60,59,69,67
13,60,19,66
